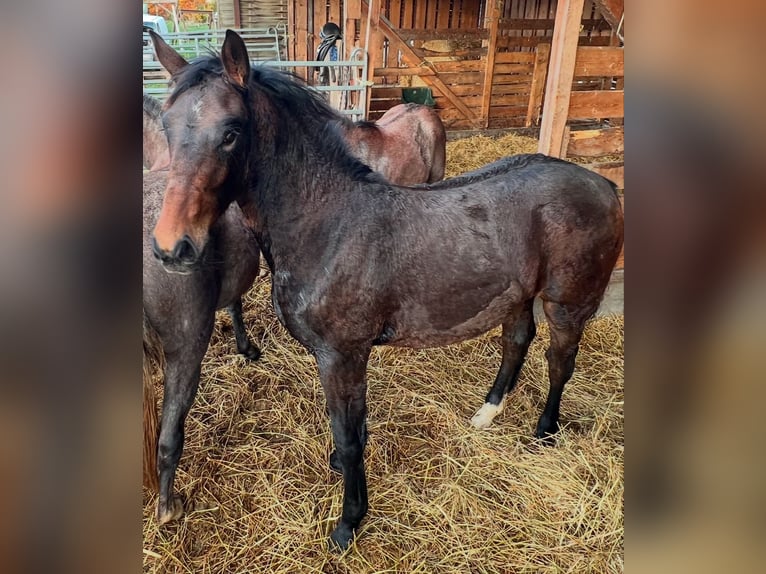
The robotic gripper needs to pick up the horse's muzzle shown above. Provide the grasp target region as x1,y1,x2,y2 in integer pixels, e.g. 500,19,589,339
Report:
151,234,200,271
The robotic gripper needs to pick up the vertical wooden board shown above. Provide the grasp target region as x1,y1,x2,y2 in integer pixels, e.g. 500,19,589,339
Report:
402,0,414,28
538,0,586,156
436,0,452,28
481,0,501,128
525,42,550,126
330,0,341,26
390,0,402,27
460,0,477,27
415,0,427,29
287,0,295,60
296,0,309,69
426,0,438,29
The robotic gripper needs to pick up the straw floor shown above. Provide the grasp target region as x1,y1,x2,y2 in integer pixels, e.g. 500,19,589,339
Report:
142,133,624,573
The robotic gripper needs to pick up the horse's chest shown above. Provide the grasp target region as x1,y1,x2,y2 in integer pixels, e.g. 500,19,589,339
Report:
271,270,322,344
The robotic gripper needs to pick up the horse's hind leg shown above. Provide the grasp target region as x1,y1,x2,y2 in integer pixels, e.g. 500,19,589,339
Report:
156,326,213,525
535,300,597,440
471,299,536,429
227,298,261,361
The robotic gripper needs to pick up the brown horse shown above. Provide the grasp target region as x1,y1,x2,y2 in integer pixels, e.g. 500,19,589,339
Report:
142,96,262,512
341,103,446,185
143,94,169,171
142,91,444,518
149,30,623,549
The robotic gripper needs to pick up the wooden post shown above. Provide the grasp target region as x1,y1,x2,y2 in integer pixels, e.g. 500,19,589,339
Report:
480,0,501,129
233,0,241,28
365,0,383,118
525,43,551,127
537,0,585,157
345,0,362,59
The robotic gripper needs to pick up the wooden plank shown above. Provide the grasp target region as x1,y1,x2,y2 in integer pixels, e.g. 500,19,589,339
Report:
538,0,585,157
591,0,624,33
497,18,611,30
481,0,501,128
493,62,535,74
437,0,452,29
373,66,436,76
568,90,624,119
366,4,480,123
426,0,438,29
389,0,402,27
296,0,309,72
370,86,404,98
585,161,624,189
431,59,484,73
567,126,624,156
396,28,488,41
415,0,427,29
365,0,383,114
402,1,414,29
525,43,551,127
574,46,623,77
494,51,536,64
330,0,341,27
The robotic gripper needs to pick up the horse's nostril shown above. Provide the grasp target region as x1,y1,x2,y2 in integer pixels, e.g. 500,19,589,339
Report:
151,236,168,262
174,235,199,263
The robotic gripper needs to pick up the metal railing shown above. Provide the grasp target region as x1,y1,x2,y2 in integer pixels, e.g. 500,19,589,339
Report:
143,34,369,121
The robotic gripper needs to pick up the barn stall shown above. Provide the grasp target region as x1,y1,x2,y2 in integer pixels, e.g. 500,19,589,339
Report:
143,1,624,571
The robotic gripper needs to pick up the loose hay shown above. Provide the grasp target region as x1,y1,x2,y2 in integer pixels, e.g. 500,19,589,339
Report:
445,133,539,178
143,277,624,573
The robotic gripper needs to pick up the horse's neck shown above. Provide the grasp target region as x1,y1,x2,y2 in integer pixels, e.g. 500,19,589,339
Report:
245,114,360,271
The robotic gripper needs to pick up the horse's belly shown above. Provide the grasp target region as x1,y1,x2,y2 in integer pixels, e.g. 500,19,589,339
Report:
387,281,525,349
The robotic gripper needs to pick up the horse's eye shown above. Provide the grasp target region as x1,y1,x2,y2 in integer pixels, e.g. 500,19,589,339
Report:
222,129,239,146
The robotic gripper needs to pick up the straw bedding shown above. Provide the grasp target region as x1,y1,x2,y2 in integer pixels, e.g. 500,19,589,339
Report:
142,134,624,573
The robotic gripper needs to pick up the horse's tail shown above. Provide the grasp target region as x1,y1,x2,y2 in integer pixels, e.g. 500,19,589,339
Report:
143,312,163,492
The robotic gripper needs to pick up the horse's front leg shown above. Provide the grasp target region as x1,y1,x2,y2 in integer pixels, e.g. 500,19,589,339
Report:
315,347,371,551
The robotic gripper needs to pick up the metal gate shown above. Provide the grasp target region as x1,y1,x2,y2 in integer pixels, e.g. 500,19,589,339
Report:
143,29,368,121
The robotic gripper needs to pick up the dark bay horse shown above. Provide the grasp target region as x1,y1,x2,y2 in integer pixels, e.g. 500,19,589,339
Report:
341,103,446,185
149,30,624,549
142,97,262,520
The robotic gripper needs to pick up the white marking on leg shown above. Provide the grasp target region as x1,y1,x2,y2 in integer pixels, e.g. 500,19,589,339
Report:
470,399,504,429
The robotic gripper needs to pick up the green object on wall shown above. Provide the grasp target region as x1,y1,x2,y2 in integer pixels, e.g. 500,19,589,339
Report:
402,87,436,107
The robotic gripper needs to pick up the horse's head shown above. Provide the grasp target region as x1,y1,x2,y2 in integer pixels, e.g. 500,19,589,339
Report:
149,30,252,272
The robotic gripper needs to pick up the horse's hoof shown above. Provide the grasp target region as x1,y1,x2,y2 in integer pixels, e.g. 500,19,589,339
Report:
534,419,560,444
470,401,504,429
240,344,262,362
156,496,184,525
329,450,343,474
328,523,354,552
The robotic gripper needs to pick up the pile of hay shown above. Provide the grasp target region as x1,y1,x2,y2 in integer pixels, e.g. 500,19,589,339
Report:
445,133,539,178
143,133,623,572
143,287,623,573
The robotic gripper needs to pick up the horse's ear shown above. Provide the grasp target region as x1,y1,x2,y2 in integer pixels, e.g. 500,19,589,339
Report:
150,31,188,76
221,29,251,88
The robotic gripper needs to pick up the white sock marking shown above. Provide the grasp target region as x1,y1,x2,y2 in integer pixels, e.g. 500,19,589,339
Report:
470,400,504,429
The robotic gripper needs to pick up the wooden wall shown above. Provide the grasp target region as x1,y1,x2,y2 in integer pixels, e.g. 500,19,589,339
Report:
286,1,620,129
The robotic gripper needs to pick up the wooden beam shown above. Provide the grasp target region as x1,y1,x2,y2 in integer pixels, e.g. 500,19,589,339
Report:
567,126,624,156
537,0,586,157
568,90,624,119
480,1,501,128
591,0,624,33
525,43,551,127
233,0,241,28
363,2,479,123
364,0,383,115
574,46,624,77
